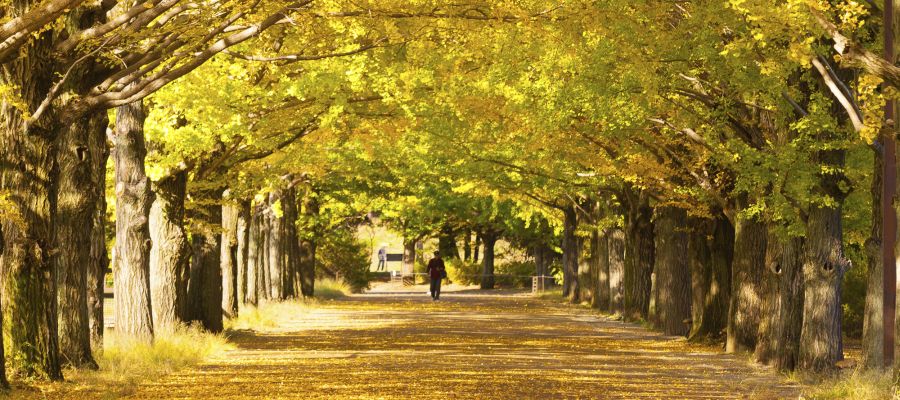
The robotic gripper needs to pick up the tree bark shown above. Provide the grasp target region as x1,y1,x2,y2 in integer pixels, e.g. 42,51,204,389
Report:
439,223,460,260
245,207,261,307
592,229,610,311
653,207,691,336
562,205,579,301
0,221,6,388
236,201,251,308
473,234,481,263
577,236,593,304
402,238,416,285
608,228,626,316
754,232,805,370
623,187,654,321
281,188,300,299
299,193,318,297
258,212,271,301
463,229,472,262
481,230,499,289
862,144,884,369
188,190,224,333
221,200,239,318
149,171,190,332
726,203,767,353
87,116,109,353
0,27,63,381
266,193,284,300
113,101,154,342
687,214,733,341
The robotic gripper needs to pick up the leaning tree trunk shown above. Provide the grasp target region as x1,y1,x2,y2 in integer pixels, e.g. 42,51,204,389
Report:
149,171,190,332
0,29,63,381
87,121,109,354
623,187,654,321
188,190,224,333
299,193,318,297
481,230,499,289
799,147,849,372
55,111,104,369
113,101,155,342
236,201,251,308
653,207,691,336
561,205,579,301
687,214,733,341
608,228,626,316
862,143,884,369
754,232,804,371
245,208,261,307
221,200,239,318
726,201,767,353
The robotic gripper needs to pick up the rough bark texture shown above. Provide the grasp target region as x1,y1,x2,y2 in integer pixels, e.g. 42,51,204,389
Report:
473,234,481,264
687,215,733,341
299,194,318,297
481,230,499,290
862,144,884,369
281,188,300,299
149,171,190,332
561,206,579,302
188,190,224,333
592,229,610,311
726,207,767,354
623,188,654,321
608,228,626,316
0,26,63,381
236,201,250,308
87,119,109,353
221,201,239,318
113,101,154,342
55,111,104,369
577,237,593,305
266,193,284,300
755,232,805,371
653,207,691,336
245,208,260,306
0,224,6,387
258,213,271,301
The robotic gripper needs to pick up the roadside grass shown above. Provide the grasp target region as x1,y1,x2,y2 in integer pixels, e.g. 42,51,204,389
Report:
535,288,563,301
225,278,351,331
799,369,898,400
316,277,351,300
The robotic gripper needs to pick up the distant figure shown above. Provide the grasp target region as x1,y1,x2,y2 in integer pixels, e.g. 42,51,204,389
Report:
377,246,387,271
426,251,446,301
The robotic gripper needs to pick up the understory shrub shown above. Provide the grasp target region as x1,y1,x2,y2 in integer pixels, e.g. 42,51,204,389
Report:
446,259,482,285
317,228,371,292
495,261,537,288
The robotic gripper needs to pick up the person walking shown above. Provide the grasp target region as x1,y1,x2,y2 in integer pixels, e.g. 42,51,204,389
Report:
426,251,446,301
377,245,387,271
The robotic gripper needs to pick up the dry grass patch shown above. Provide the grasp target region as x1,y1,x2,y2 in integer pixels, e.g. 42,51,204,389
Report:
800,369,898,400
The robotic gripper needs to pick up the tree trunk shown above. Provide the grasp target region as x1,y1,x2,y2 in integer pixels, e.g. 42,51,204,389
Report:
578,237,593,304
402,238,416,285
653,207,691,336
281,188,300,299
87,117,109,353
623,187,654,321
439,223,460,260
245,207,261,307
267,193,284,300
754,232,805,370
562,205,579,301
112,101,155,343
236,201,251,308
593,229,611,310
55,111,105,369
221,200,239,318
687,214,733,341
608,228,626,316
862,144,884,369
258,212,271,301
463,229,472,262
149,171,190,332
726,204,767,353
0,222,6,387
0,28,63,381
299,193,318,297
474,234,481,263
188,190,224,333
481,231,498,289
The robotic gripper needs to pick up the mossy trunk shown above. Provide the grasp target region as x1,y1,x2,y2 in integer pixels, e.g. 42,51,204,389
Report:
608,228,626,316
653,207,691,336
149,171,190,332
687,214,733,341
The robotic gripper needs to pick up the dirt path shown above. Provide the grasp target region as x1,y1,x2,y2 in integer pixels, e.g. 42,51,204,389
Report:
130,285,799,399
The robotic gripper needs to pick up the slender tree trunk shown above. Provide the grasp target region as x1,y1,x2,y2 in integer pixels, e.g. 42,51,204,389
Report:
608,228,626,316
402,238,416,285
0,28,63,381
221,200,239,318
578,237,593,304
267,193,284,300
474,234,481,263
87,118,109,353
299,193,318,297
862,144,884,368
245,208,261,307
188,190,224,333
653,207,691,336
726,202,767,353
593,229,611,311
754,232,805,370
0,222,6,387
259,213,271,301
149,171,190,331
623,187,654,321
562,205,579,301
481,231,499,289
687,215,733,341
113,101,154,342
463,229,472,262
236,201,251,308
439,223,460,260
282,188,300,299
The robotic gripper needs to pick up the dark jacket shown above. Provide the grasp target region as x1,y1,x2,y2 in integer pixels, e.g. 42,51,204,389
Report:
427,257,445,279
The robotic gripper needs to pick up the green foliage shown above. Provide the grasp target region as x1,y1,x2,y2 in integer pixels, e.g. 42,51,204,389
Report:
841,243,867,339
495,261,536,288
445,259,482,286
316,228,371,293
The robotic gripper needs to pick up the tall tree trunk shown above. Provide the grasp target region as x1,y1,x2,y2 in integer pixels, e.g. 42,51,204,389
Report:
474,234,481,263
688,214,733,341
402,238,416,285
0,222,6,387
149,171,190,332
754,232,805,370
481,230,499,290
87,117,109,353
578,237,593,304
623,187,654,321
245,208,261,307
463,229,472,262
592,229,610,311
267,193,284,300
561,205,579,301
299,193,318,297
653,207,691,336
259,213,271,301
799,148,849,372
113,101,154,342
862,144,884,368
281,188,300,299
726,201,767,353
608,228,626,316
439,223,460,260
55,111,104,369
236,201,251,308
0,28,63,381
189,190,224,333
221,200,239,318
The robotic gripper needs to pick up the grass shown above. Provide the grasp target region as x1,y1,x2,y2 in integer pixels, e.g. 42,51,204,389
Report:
316,277,352,300
225,279,351,331
799,369,898,400
535,288,564,301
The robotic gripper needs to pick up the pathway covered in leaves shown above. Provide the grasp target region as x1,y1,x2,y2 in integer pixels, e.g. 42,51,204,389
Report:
131,285,799,399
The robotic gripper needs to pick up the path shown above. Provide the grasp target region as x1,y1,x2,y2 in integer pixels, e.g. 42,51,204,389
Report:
130,285,800,399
